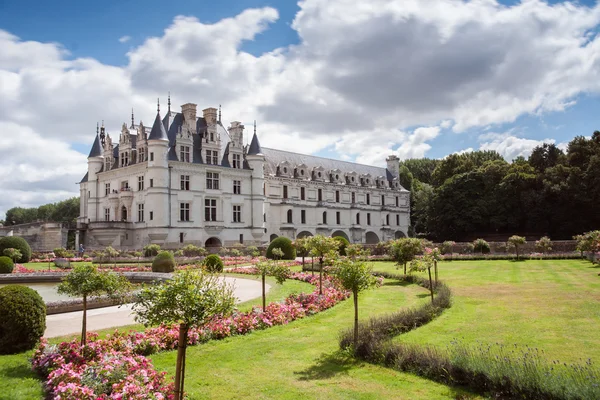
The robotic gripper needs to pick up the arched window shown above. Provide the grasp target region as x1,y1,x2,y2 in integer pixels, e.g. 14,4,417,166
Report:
287,209,293,223
322,211,327,224
356,213,360,224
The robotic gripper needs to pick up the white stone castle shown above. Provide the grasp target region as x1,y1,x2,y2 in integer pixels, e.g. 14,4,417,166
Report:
78,99,410,250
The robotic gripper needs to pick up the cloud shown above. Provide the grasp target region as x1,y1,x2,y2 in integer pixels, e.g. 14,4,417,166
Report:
479,133,555,161
118,36,131,43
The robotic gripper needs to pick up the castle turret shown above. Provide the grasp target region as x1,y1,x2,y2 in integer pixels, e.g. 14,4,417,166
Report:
86,133,104,222
146,107,170,227
246,127,266,240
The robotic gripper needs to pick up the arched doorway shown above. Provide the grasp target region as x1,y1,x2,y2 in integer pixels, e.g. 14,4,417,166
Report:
331,230,349,241
297,231,313,239
365,231,380,244
395,231,407,239
205,237,222,252
269,234,278,242
121,206,127,222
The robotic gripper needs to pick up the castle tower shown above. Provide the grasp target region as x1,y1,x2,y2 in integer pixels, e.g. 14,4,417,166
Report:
246,128,266,240
146,107,170,227
86,133,104,222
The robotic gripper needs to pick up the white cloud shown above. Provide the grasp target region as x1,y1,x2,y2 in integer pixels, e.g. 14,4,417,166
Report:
118,36,131,43
2,0,600,216
479,134,555,161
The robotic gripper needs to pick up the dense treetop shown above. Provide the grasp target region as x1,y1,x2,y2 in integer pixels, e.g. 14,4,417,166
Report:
2,197,79,226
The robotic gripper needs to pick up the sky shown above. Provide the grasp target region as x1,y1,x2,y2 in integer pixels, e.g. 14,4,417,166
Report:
0,0,599,218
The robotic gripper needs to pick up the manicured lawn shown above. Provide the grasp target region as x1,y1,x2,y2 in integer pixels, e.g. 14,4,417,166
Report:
373,259,600,363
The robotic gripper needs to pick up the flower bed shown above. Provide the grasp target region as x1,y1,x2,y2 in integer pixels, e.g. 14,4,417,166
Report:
31,271,349,399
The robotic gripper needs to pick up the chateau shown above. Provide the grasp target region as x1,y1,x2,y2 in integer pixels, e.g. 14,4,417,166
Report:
77,99,410,250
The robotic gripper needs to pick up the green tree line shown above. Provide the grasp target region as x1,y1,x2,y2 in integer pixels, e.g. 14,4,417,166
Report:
401,131,600,241
2,197,79,226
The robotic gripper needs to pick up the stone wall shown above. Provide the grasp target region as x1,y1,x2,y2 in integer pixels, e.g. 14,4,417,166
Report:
0,222,68,251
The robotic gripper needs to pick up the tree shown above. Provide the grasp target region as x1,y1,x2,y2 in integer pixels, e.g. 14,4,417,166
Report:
507,235,526,260
104,245,120,268
305,235,340,295
388,238,423,275
2,248,22,264
535,236,552,254
133,271,235,400
254,260,291,310
57,264,131,346
331,259,377,350
294,237,310,270
473,238,490,254
408,248,439,303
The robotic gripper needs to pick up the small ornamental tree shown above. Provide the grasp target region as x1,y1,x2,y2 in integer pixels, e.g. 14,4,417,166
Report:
535,236,553,254
331,259,377,350
57,264,131,345
0,236,31,263
294,237,310,269
507,235,526,260
254,260,291,310
133,271,235,400
440,241,455,255
408,248,438,303
473,238,491,254
388,238,423,275
306,235,340,295
574,231,600,258
104,245,120,267
3,248,22,264
346,244,370,261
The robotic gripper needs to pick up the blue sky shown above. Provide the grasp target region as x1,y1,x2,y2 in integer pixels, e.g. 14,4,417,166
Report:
0,0,599,215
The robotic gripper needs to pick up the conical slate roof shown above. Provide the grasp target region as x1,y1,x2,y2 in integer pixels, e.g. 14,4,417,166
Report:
148,111,168,141
247,132,262,155
88,134,102,158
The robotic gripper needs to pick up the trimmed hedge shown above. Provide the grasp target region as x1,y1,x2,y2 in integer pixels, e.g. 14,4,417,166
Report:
0,256,14,274
203,254,224,273
0,236,32,263
333,236,350,256
0,285,46,354
266,237,296,260
151,251,175,273
143,244,161,257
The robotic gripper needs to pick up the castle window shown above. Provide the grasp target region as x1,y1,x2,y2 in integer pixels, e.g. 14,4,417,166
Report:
180,175,190,191
104,208,110,221
287,209,293,223
367,213,371,225
206,150,219,165
180,146,190,162
301,210,306,224
386,214,390,225
105,183,111,196
322,211,327,224
138,148,145,162
396,214,400,225
301,187,305,200
396,196,399,207
180,203,190,222
283,185,288,199
318,188,323,202
233,180,241,194
336,212,340,224
149,211,153,221
232,154,241,169
138,176,144,191
356,213,360,224
205,199,217,221
351,192,355,203
180,232,184,243
336,191,340,203
150,152,154,161
233,205,241,223
138,203,144,222
206,172,219,190
121,181,129,191
382,195,385,206
366,194,370,205
149,179,154,188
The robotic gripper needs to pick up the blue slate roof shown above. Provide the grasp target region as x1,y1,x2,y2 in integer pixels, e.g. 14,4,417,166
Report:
247,132,262,155
148,112,168,141
88,134,102,158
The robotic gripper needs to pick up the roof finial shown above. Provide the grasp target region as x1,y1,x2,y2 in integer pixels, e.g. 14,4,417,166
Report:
167,92,171,113
102,120,104,127
254,120,256,135
131,108,135,128
96,122,99,135
218,104,222,123
157,98,160,113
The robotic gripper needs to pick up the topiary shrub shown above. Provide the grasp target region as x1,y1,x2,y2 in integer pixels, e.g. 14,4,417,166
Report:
152,251,175,273
143,244,161,257
203,254,224,273
53,247,69,258
333,236,350,256
0,285,46,354
473,239,490,254
0,236,32,263
0,256,14,274
266,237,296,260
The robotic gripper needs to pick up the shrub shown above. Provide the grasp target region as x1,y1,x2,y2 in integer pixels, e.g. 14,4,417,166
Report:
266,237,296,260
333,236,350,256
440,241,455,255
535,236,553,253
0,285,46,354
53,247,69,258
230,249,242,257
181,244,205,257
218,247,230,256
472,239,490,254
0,256,14,274
174,249,184,257
152,251,175,273
203,254,224,273
143,244,161,257
0,236,32,263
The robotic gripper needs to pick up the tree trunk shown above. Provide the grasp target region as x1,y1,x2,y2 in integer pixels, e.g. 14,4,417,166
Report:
428,267,434,303
403,262,407,276
179,327,188,400
353,291,359,350
319,257,323,295
301,255,305,269
516,247,519,260
81,295,87,346
262,273,266,311
434,260,438,286
174,323,188,400
311,257,314,276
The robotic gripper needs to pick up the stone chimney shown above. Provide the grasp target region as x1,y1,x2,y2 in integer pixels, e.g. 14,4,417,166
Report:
181,103,197,126
228,121,244,148
203,107,218,126
386,155,400,179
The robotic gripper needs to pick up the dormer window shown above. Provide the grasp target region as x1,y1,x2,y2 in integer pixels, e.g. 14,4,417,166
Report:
206,150,219,165
232,154,241,169
180,146,190,162
295,163,308,179
278,161,292,177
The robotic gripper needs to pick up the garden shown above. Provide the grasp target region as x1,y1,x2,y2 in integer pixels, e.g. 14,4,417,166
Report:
0,232,599,399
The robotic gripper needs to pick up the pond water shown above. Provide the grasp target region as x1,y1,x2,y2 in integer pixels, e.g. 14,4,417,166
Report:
0,283,74,302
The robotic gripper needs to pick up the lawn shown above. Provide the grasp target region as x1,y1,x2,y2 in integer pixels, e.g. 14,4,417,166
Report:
373,259,600,363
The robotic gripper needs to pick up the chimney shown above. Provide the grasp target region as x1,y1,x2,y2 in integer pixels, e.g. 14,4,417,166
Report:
181,103,197,125
386,155,400,179
203,107,218,126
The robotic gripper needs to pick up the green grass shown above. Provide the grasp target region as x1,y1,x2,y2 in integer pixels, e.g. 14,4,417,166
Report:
375,260,600,363
0,352,44,400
